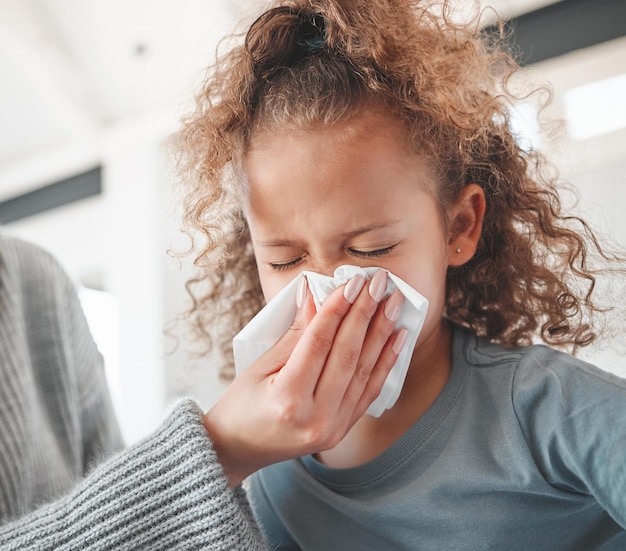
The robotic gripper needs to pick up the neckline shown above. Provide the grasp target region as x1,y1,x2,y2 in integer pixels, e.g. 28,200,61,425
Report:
301,324,472,490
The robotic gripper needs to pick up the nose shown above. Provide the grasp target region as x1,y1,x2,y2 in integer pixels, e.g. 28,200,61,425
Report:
307,260,342,278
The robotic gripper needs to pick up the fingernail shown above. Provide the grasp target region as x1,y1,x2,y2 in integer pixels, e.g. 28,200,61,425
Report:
343,274,365,304
384,290,404,322
296,276,307,309
392,328,408,355
368,269,387,302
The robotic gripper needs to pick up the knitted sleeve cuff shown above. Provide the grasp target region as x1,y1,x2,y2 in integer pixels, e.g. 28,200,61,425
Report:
0,399,268,551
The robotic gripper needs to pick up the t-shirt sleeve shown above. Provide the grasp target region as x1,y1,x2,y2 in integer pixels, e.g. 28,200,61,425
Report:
0,399,269,551
512,346,626,529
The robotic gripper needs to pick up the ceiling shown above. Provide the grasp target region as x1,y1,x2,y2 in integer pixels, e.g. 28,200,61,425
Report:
0,0,564,201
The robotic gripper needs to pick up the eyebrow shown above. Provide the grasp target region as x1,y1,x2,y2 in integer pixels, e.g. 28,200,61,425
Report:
258,222,402,247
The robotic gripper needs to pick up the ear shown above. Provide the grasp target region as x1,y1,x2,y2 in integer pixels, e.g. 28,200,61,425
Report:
447,183,486,267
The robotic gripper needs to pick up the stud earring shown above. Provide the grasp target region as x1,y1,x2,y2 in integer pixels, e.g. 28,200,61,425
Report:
455,248,461,254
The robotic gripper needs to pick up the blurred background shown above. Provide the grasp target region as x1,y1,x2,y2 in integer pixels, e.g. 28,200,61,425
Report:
1,0,624,444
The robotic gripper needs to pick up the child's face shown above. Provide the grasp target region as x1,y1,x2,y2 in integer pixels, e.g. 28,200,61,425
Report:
243,110,453,324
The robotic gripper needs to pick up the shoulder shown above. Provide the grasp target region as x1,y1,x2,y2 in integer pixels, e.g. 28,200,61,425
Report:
456,325,626,497
0,233,83,341
500,340,626,499
0,232,66,279
455,324,626,424
485,335,626,450
511,342,626,401
0,232,77,300
455,323,625,390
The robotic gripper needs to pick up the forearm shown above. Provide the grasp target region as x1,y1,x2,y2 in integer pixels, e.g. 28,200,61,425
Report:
0,399,267,551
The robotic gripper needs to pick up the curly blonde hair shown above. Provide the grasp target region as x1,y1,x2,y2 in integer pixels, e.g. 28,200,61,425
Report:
173,0,625,380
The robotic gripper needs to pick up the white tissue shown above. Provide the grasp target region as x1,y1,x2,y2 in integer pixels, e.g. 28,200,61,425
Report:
233,265,429,417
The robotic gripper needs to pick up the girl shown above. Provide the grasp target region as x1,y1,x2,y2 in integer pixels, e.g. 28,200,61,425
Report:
177,0,626,549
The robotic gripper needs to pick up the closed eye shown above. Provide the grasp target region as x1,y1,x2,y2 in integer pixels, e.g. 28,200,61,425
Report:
348,245,395,259
268,245,395,270
269,257,304,271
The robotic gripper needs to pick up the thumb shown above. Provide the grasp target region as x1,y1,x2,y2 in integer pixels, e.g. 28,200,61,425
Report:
289,276,316,333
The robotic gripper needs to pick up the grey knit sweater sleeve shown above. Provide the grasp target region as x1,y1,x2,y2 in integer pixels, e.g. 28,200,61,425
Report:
0,399,268,550
0,234,269,550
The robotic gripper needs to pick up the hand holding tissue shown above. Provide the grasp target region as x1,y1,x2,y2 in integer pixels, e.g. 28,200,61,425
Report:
233,265,428,417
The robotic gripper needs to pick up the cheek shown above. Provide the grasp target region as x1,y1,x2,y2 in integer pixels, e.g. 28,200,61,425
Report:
390,247,448,304
257,269,295,303
416,261,449,320
250,237,276,301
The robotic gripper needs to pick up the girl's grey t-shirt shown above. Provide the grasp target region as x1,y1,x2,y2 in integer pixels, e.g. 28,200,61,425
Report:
249,325,626,550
